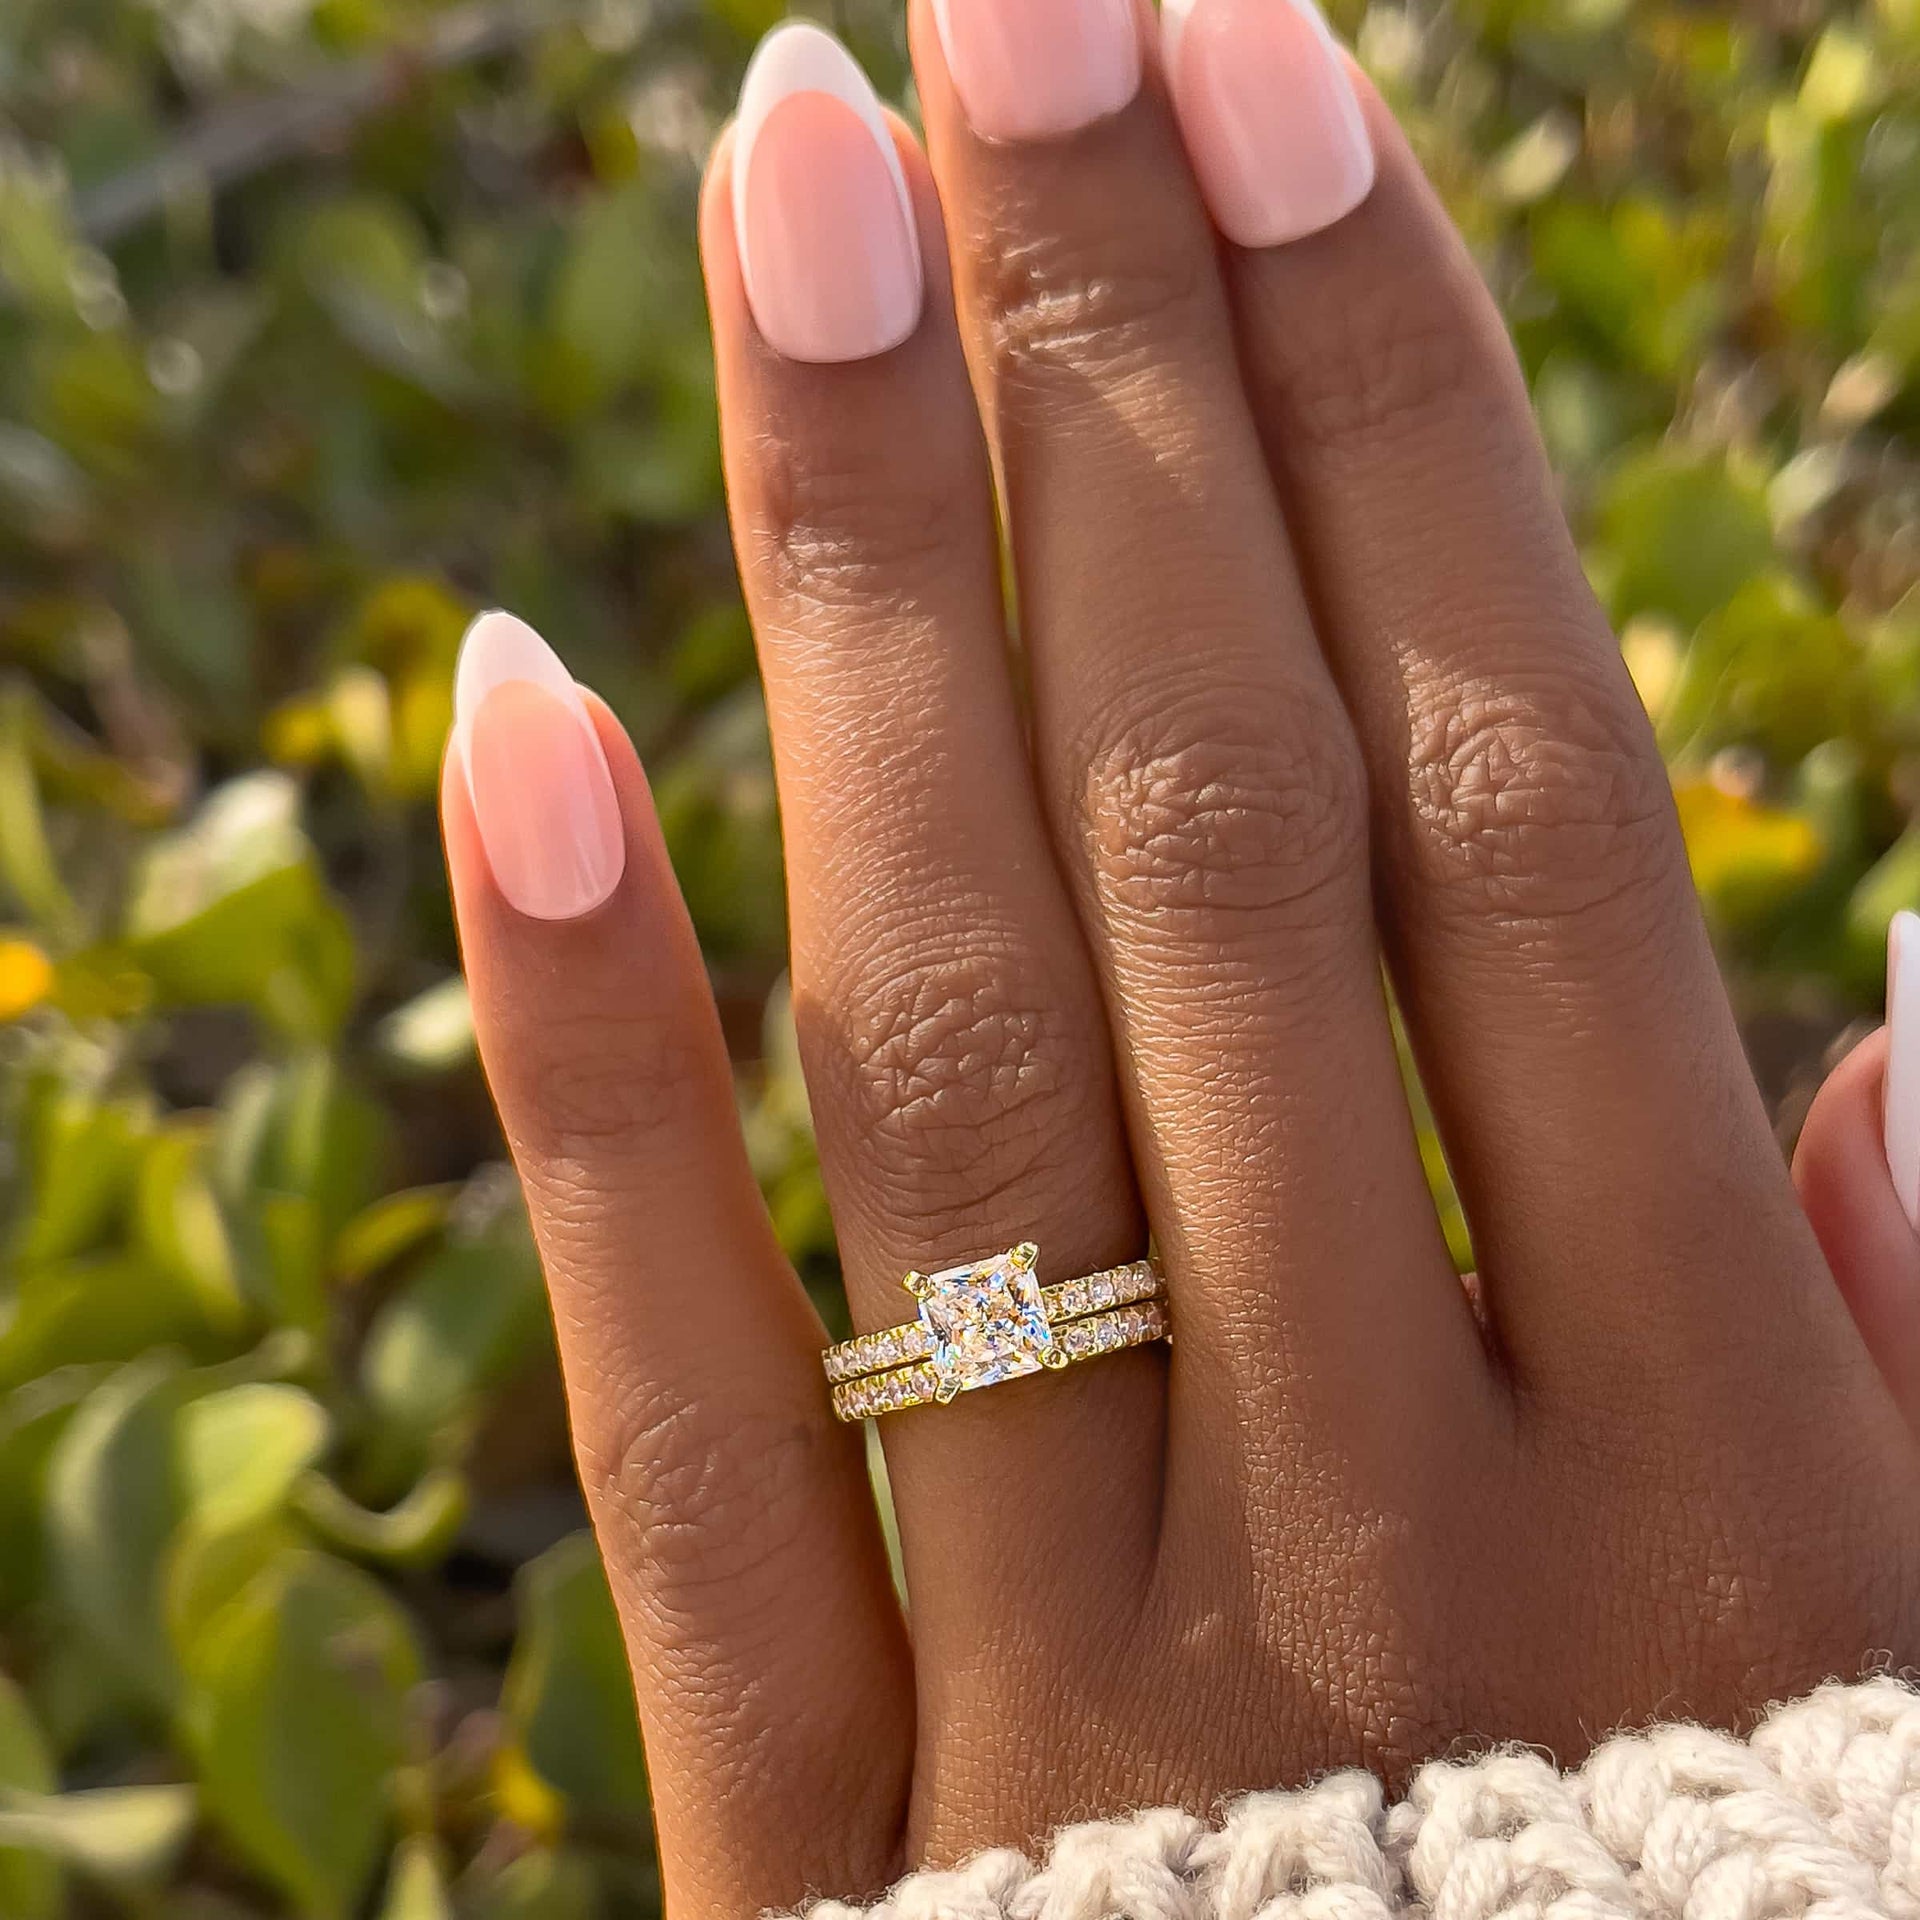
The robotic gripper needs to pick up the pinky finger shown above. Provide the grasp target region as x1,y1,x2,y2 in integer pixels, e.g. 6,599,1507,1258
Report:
442,612,911,1914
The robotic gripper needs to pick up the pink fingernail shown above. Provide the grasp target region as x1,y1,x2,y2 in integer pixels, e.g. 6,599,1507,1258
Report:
1887,911,1920,1231
932,0,1141,142
454,611,626,922
732,22,924,364
1161,0,1375,250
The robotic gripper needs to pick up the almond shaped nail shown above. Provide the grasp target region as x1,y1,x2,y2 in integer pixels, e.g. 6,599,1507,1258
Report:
731,22,924,364
453,610,626,922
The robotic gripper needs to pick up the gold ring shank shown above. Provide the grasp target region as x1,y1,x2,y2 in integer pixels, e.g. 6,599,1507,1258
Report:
831,1298,1170,1423
823,1257,1162,1385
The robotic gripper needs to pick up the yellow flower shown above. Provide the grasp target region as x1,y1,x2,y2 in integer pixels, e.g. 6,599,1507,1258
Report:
0,939,54,1021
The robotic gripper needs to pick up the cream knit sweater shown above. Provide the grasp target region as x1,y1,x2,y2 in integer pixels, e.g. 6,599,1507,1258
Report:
788,1678,1920,1920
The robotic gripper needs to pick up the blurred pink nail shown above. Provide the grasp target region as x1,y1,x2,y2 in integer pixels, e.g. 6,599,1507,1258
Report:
454,611,625,922
1887,911,1920,1231
733,23,924,364
932,0,1140,141
1161,0,1374,250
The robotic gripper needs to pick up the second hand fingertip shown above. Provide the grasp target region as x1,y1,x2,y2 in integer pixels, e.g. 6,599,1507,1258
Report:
1886,910,1920,1232
452,609,628,924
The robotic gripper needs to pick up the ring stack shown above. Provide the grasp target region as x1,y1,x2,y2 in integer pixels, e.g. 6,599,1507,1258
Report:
822,1244,1168,1422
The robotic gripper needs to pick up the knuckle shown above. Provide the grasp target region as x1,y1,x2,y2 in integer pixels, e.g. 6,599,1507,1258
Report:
1261,270,1484,453
1399,665,1681,932
513,1007,706,1155
814,948,1094,1238
751,439,971,613
1080,692,1370,932
586,1376,830,1626
980,225,1214,391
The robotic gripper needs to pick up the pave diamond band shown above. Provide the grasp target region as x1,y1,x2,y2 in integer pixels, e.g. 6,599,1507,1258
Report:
822,1247,1167,1421
831,1299,1170,1423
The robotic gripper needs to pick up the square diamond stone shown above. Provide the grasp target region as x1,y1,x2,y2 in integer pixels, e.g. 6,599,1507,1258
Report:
917,1249,1054,1396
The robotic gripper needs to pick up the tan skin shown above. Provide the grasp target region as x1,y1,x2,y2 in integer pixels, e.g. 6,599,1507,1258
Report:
442,11,1920,1915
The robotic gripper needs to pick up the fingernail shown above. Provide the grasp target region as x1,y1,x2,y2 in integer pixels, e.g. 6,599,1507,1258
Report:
1888,911,1920,1231
732,22,924,364
453,611,626,922
1161,0,1374,250
932,0,1141,142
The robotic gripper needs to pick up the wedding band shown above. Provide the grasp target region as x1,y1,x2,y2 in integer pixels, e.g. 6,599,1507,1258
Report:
823,1245,1167,1423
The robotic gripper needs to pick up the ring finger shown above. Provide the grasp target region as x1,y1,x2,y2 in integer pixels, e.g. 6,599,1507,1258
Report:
910,0,1489,1503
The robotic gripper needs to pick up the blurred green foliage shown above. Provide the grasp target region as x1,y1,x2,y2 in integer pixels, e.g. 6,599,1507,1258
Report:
0,0,1915,1910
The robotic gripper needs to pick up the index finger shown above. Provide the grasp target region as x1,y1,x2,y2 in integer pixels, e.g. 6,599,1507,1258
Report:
442,614,912,1914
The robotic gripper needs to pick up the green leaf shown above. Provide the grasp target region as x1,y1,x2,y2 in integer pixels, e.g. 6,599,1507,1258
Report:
0,1253,209,1392
1661,574,1861,760
375,977,474,1076
0,1786,196,1889
45,1356,192,1705
185,1549,422,1920
165,1517,300,1671
178,1385,330,1533
44,1359,323,1710
500,1534,647,1834
1596,448,1777,632
217,1053,385,1330
333,1187,456,1289
0,1674,59,1920
0,1369,104,1612
359,1203,546,1492
125,774,357,1040
0,688,78,939
6,1084,150,1266
134,1128,250,1338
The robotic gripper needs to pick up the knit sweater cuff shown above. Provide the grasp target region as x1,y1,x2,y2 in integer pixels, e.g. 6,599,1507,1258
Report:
787,1677,1920,1919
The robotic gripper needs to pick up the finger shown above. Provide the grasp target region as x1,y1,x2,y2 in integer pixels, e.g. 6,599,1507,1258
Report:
912,0,1484,1466
443,612,911,1914
704,24,1167,1828
1205,58,1862,1394
1796,918,1920,1428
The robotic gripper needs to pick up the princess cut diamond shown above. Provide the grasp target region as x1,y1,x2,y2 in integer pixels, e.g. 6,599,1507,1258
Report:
915,1247,1055,1397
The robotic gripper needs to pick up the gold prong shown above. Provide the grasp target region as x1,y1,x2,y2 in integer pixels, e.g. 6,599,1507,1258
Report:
1011,1242,1039,1271
1042,1347,1069,1371
934,1376,961,1406
903,1271,930,1300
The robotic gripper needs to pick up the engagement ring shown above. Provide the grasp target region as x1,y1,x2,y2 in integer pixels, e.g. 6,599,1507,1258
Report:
823,1245,1168,1421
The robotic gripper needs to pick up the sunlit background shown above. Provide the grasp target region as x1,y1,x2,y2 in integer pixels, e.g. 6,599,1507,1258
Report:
0,0,1916,1913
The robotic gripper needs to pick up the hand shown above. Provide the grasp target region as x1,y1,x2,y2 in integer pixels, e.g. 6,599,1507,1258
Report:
440,4,1920,1913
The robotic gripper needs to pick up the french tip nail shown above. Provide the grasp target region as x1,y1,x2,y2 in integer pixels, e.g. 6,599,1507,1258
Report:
729,18,924,363
732,18,917,257
455,610,626,922
452,609,583,789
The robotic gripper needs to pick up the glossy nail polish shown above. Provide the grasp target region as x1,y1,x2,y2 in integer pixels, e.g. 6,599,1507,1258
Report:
1161,0,1375,250
732,22,924,364
932,0,1141,142
1887,910,1920,1231
453,610,626,922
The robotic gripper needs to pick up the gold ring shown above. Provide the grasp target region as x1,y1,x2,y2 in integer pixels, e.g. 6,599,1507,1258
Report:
823,1245,1167,1422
